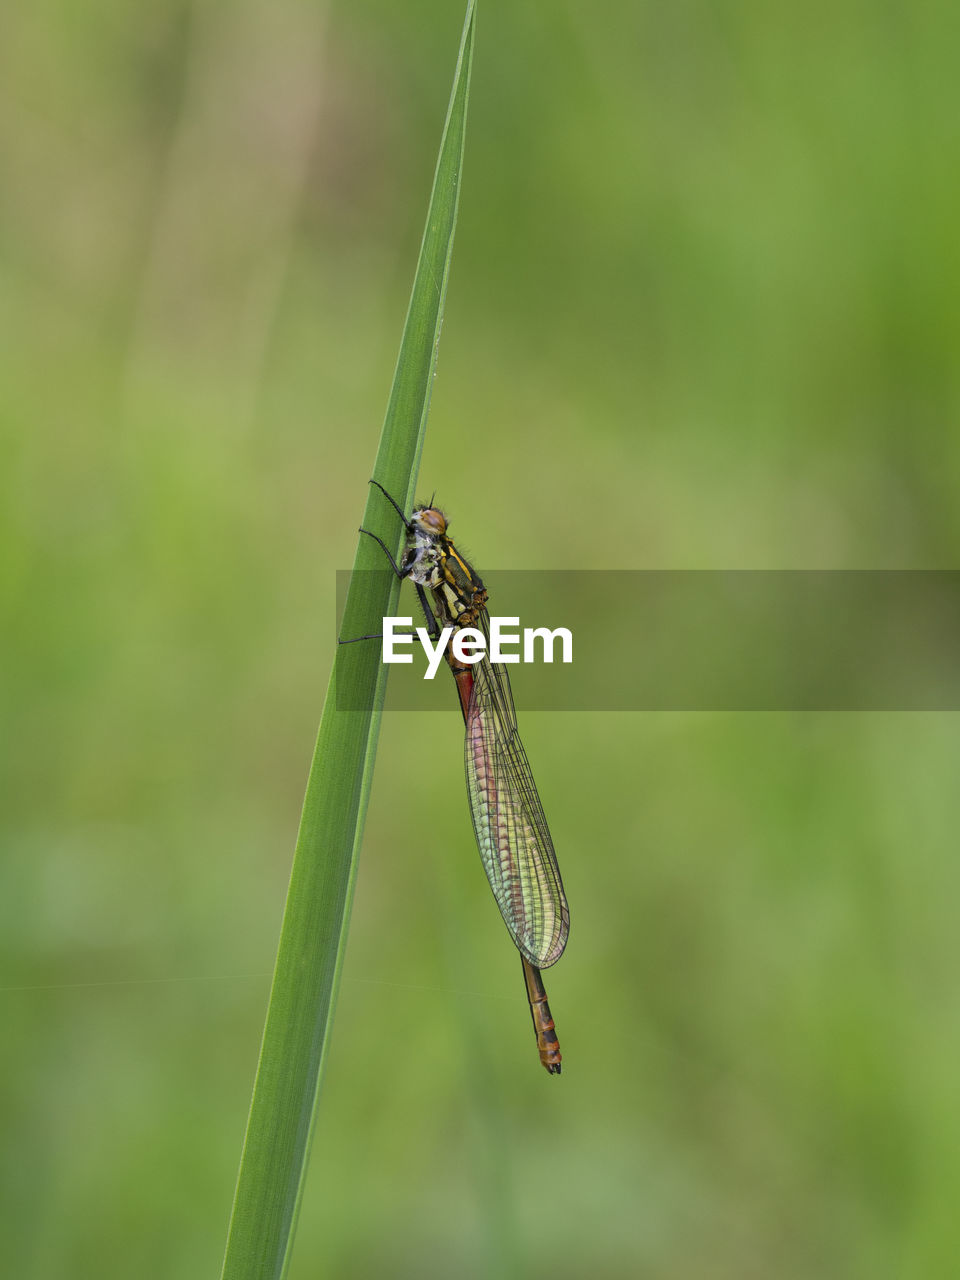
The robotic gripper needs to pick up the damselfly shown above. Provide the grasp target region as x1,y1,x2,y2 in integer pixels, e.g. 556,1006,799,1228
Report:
347,481,570,1074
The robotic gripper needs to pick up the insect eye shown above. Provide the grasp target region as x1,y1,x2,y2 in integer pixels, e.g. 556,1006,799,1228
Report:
420,508,447,535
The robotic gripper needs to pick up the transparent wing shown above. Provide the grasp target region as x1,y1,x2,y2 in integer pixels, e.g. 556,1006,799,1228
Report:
463,614,569,968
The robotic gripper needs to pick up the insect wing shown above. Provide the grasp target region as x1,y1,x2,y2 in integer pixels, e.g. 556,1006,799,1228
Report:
463,638,569,968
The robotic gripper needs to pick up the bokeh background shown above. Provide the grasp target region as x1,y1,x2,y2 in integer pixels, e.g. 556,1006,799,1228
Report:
3,2,960,1276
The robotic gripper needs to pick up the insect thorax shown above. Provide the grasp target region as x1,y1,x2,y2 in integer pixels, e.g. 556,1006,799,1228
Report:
402,526,445,585
403,529,486,626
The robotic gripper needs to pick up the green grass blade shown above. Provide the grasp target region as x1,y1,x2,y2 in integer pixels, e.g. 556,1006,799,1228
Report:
220,6,475,1278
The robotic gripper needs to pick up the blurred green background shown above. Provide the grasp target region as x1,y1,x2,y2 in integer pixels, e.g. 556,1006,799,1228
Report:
3,1,960,1276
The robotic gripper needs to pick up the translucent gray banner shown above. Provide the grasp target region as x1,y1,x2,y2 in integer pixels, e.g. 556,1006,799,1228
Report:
335,570,960,711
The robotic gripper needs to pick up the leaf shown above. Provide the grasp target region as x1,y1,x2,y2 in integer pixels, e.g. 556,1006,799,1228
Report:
220,6,476,1277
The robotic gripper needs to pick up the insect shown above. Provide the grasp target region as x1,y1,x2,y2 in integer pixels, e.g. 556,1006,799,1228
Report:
350,481,570,1074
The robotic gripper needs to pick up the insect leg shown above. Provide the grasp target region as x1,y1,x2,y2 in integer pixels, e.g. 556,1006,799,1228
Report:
415,582,442,642
357,527,404,578
338,631,418,645
368,478,412,528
